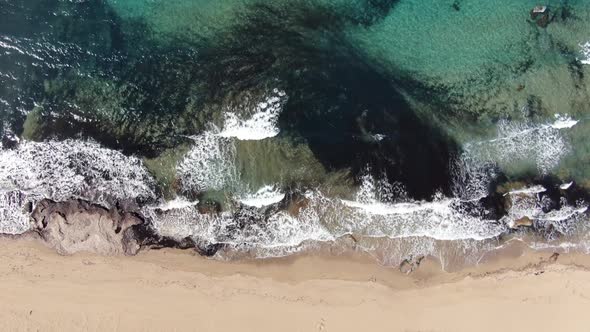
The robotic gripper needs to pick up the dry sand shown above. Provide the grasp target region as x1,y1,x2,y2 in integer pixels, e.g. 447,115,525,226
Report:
1,238,590,332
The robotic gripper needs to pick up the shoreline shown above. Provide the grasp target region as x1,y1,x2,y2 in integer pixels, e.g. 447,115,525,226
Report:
2,238,590,331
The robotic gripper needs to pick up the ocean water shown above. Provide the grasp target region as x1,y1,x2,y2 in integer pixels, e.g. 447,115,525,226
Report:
1,0,590,268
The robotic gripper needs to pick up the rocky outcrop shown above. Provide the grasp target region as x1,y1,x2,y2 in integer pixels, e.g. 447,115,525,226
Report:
31,199,146,255
495,178,590,234
29,199,225,257
511,216,533,229
275,191,310,217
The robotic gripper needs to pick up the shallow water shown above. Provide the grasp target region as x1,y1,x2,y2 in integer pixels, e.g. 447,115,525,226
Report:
1,0,590,267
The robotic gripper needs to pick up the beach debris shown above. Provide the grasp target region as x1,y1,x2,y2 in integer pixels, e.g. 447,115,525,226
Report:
548,252,559,262
399,256,424,274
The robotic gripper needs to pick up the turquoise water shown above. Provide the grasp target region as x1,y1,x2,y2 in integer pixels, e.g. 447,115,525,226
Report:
2,0,590,265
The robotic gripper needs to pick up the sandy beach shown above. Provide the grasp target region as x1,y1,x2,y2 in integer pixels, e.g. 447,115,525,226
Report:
0,238,589,332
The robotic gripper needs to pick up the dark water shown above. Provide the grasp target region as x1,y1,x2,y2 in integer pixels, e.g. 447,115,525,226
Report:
1,0,590,268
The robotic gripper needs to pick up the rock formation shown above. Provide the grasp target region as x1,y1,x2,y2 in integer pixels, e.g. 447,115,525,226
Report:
30,199,146,255
29,198,225,257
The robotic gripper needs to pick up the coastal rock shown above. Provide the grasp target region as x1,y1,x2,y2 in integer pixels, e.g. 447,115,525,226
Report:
277,191,310,217
399,256,424,274
511,216,533,229
28,199,224,257
496,178,590,235
31,199,145,255
1,131,19,149
147,234,223,257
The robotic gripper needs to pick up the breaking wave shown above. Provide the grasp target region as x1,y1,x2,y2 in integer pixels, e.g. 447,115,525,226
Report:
462,114,578,175
177,90,287,193
218,90,287,140
0,139,157,205
581,41,590,65
0,139,157,234
177,132,238,192
0,113,587,267
239,185,285,208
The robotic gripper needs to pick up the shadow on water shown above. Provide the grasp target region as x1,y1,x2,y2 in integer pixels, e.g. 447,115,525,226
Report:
2,0,461,200
197,0,459,199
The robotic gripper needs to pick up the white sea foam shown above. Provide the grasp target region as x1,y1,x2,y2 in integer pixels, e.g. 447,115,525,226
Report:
147,171,505,260
218,90,286,140
0,139,157,205
155,197,199,211
339,199,503,241
0,191,30,234
341,199,450,215
560,182,574,190
177,91,287,192
501,185,587,230
540,206,588,223
464,115,578,175
551,114,578,129
146,201,333,256
0,139,158,234
239,185,285,208
529,240,590,253
176,131,238,192
452,116,578,200
0,130,19,149
505,185,547,196
372,134,386,141
336,173,505,241
451,152,497,201
580,41,590,65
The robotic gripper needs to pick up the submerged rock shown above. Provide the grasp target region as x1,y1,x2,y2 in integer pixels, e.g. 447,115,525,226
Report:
197,200,222,215
530,5,552,28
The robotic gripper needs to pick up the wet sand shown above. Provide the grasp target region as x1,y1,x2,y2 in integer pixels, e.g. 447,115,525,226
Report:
1,238,589,332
